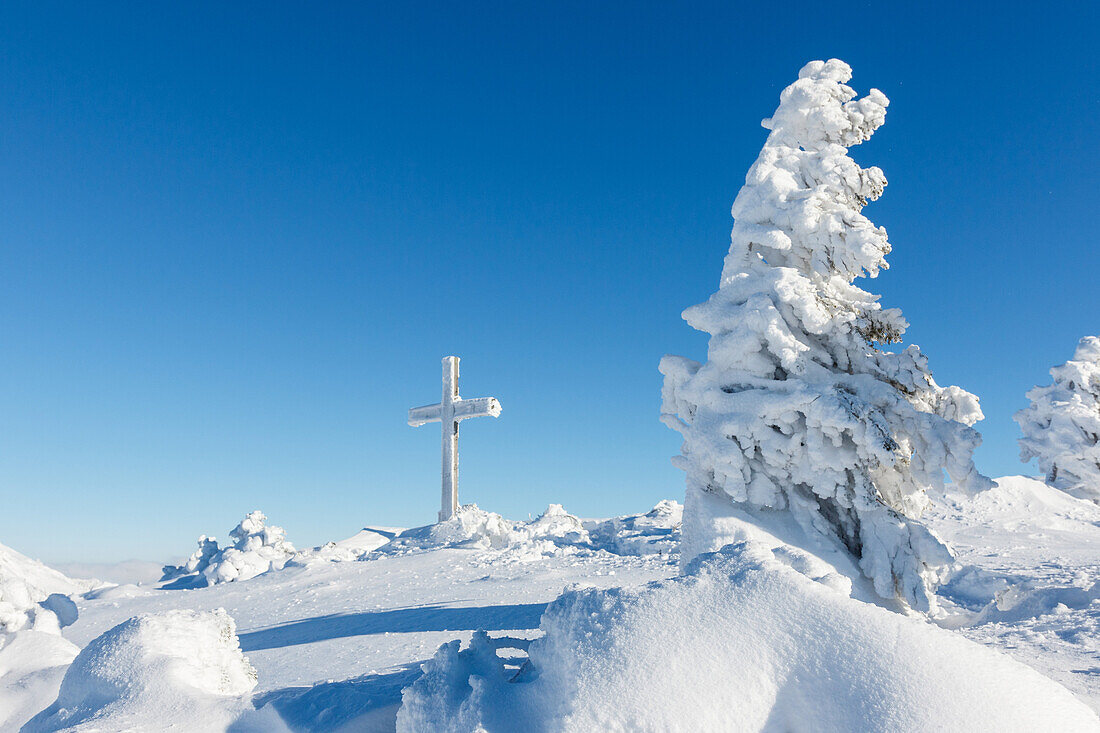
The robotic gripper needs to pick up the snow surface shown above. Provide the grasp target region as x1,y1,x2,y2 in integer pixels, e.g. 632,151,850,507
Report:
0,630,80,731
0,502,682,730
928,475,1100,711
400,540,1096,732
1,485,1097,730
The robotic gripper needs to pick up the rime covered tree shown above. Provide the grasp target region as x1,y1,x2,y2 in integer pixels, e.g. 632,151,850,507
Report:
1015,336,1100,503
159,510,296,586
659,59,990,612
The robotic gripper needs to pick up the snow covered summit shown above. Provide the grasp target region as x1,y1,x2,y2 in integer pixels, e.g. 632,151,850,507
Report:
1,478,1098,730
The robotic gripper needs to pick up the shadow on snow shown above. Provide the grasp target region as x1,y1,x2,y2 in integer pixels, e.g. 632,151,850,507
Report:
238,602,548,652
245,663,423,733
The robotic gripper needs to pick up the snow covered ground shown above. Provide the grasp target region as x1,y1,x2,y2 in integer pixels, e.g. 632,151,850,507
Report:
1,481,1098,731
928,475,1100,712
2,503,681,731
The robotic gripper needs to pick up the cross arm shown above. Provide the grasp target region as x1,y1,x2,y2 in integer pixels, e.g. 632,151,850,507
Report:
453,397,502,421
408,403,443,427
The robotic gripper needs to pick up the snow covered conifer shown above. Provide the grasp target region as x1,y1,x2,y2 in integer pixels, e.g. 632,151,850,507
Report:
659,59,990,611
1014,336,1100,503
203,510,296,585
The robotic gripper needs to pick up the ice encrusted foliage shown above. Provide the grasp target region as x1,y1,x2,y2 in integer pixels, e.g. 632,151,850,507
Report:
160,511,296,586
1015,336,1100,503
659,60,990,612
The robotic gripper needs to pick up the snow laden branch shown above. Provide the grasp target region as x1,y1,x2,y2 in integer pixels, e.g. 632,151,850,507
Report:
1015,336,1100,503
659,59,990,612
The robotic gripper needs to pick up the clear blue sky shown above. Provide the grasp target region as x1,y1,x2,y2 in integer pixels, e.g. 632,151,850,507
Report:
1,2,1096,563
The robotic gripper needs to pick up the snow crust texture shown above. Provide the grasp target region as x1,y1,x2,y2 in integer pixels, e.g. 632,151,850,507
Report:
399,539,1099,733
659,59,989,612
1016,336,1100,502
25,608,258,732
161,510,297,587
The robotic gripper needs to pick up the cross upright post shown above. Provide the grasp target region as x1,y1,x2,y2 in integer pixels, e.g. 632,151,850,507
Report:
440,356,459,522
408,356,502,522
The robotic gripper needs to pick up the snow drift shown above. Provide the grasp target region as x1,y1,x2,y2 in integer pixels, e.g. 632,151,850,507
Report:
303,526,403,562
25,608,258,732
398,539,1099,732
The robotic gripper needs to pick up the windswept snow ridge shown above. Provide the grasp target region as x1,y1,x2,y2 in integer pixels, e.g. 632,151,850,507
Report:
303,526,403,563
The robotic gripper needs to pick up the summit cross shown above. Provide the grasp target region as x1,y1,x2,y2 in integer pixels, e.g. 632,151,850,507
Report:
407,356,502,521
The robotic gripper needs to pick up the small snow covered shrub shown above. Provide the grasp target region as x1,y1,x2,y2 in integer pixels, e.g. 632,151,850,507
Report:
161,510,297,587
25,608,257,732
659,59,990,612
205,510,296,584
1015,336,1100,502
160,535,218,582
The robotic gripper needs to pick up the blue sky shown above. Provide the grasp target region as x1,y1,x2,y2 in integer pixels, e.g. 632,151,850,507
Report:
1,2,1097,563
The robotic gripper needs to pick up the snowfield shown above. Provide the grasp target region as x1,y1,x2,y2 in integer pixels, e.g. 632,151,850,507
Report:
1,483,1098,731
928,475,1100,711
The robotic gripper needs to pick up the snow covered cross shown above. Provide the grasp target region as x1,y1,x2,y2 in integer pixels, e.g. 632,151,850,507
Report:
408,356,502,522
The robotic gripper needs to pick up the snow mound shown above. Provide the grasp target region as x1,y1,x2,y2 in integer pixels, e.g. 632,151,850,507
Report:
398,541,1099,732
25,608,258,732
0,631,81,731
936,475,1100,526
302,526,404,563
161,510,297,587
929,476,1100,615
0,541,95,634
379,502,681,560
